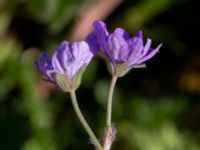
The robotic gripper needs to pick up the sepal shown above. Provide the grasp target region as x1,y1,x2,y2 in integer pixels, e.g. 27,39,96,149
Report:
55,66,87,92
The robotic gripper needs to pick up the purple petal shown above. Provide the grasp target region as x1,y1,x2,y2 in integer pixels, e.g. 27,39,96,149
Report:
93,20,111,59
142,38,152,56
35,52,55,81
127,37,144,65
52,42,68,75
64,41,93,79
93,20,109,45
55,41,70,71
108,28,129,62
113,28,129,40
71,41,93,65
133,30,143,38
136,43,162,64
85,32,100,55
129,38,151,64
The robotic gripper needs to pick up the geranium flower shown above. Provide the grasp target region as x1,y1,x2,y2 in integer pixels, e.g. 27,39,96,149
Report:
92,20,162,77
35,41,94,91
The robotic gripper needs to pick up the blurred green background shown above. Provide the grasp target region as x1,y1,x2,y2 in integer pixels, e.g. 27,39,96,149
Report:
0,0,200,150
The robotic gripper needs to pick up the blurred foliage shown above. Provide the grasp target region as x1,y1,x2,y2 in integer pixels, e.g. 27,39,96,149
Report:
26,0,82,34
0,0,200,150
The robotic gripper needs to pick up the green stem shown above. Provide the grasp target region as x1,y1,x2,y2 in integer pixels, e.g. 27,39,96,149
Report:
106,76,118,127
69,91,103,150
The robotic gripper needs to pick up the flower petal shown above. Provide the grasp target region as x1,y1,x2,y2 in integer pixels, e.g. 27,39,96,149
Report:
127,37,144,65
128,38,152,66
107,28,129,62
85,32,100,55
52,42,67,75
113,28,129,40
93,20,111,59
55,41,70,71
35,52,55,81
65,41,93,79
142,38,152,56
136,43,162,64
133,30,143,38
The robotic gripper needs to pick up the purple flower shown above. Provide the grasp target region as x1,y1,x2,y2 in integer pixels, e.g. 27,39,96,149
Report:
35,41,94,91
92,20,162,77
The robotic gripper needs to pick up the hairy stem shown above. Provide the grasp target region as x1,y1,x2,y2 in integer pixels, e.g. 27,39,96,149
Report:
106,76,118,127
69,91,103,150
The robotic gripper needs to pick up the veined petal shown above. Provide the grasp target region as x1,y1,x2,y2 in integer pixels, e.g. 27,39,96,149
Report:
127,37,144,65
136,43,162,64
129,38,151,65
52,44,66,75
93,20,109,46
65,41,93,79
113,28,129,40
108,28,129,62
85,32,100,55
93,20,111,59
133,30,143,39
141,38,152,56
127,30,144,65
72,41,93,65
35,52,55,81
55,41,70,71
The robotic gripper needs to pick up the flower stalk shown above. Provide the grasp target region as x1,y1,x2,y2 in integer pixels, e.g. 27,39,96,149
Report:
106,75,118,127
69,91,103,150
